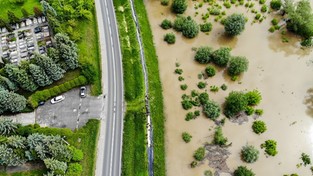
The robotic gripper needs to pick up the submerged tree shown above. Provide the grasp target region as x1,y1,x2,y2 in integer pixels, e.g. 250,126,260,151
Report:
224,13,246,36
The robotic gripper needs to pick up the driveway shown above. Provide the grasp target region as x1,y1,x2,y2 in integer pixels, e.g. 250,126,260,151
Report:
35,86,104,130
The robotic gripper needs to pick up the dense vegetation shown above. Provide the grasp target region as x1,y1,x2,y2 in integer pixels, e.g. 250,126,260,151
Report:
0,118,99,176
173,15,199,38
171,0,187,14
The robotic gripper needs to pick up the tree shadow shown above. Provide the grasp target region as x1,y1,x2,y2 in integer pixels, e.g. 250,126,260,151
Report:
217,33,238,49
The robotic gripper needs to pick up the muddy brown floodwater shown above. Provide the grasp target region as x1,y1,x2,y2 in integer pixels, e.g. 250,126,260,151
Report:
144,0,313,175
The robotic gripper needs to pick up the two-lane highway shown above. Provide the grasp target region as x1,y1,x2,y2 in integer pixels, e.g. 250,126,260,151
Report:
95,0,124,176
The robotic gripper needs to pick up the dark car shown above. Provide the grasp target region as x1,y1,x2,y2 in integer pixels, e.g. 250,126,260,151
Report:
80,86,86,98
34,27,41,33
38,101,45,106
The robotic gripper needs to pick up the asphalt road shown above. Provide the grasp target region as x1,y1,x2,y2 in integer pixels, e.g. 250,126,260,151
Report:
96,0,124,176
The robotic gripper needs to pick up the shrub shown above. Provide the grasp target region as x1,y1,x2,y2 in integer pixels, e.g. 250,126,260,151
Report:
211,47,231,67
271,18,279,25
182,132,192,143
178,76,184,81
185,112,195,121
301,38,313,47
199,92,209,105
210,85,219,92
213,126,228,146
194,46,213,64
181,17,199,38
160,19,172,29
261,140,278,156
241,145,259,163
221,84,228,91
190,161,198,168
66,163,83,176
181,84,188,90
194,110,200,116
204,170,213,176
255,109,264,116
205,65,216,77
268,26,275,33
175,68,183,74
197,82,206,89
203,100,220,120
193,147,205,161
245,90,262,106
227,56,249,76
70,147,84,162
172,0,188,14
224,14,246,36
245,106,254,115
224,91,248,118
261,5,268,12
164,33,176,44
301,153,311,166
80,61,97,84
200,22,213,32
161,0,169,6
270,0,282,10
259,0,266,4
181,100,193,110
234,166,255,176
255,14,261,20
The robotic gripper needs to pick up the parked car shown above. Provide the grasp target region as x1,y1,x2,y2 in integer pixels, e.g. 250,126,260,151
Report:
80,87,87,98
51,95,65,104
38,101,45,106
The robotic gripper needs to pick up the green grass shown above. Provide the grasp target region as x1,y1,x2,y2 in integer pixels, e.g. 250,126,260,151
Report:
77,9,102,96
0,0,41,21
114,0,144,102
122,111,148,176
133,1,166,176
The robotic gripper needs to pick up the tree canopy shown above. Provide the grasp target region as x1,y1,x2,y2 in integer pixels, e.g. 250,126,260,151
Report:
224,13,246,36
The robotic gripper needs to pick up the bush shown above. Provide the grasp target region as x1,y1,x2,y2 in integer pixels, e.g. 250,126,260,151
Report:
193,147,205,161
164,33,176,44
199,92,209,105
200,22,213,32
259,0,266,4
80,61,97,84
301,38,313,47
221,84,228,91
190,161,198,168
255,109,264,116
224,14,246,36
255,14,261,20
261,140,278,156
194,110,200,116
261,5,268,12
224,91,248,118
194,46,213,64
245,90,262,106
175,68,183,74
301,153,311,166
181,99,193,110
161,0,169,6
203,100,220,120
70,147,84,162
172,0,188,14
271,18,279,25
180,84,188,90
211,47,231,67
205,65,216,77
270,0,282,10
245,106,254,115
185,112,195,121
241,145,259,163
197,82,206,89
178,76,184,81
234,166,255,176
66,163,83,176
213,126,228,146
268,26,275,33
9,0,25,5
160,19,172,29
227,56,249,76
182,132,192,143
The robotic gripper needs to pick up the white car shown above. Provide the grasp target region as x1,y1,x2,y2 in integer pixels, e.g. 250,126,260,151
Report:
50,95,65,104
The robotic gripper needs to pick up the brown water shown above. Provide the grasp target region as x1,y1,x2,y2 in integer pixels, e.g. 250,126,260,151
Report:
144,0,313,175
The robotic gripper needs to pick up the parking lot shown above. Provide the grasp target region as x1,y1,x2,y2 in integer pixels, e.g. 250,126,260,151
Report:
36,86,104,130
0,16,52,64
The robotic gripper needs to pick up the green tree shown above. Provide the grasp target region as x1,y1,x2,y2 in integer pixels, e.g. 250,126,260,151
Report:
7,10,20,24
203,100,220,120
0,144,26,167
224,13,246,36
6,91,27,113
21,8,29,18
199,92,209,105
29,64,53,87
182,132,192,143
194,46,213,64
224,91,248,118
200,22,213,32
80,61,97,83
241,145,259,163
205,65,216,77
34,54,65,81
15,69,38,92
252,120,267,134
234,166,255,176
211,47,231,67
173,16,199,38
245,90,262,106
7,135,26,149
48,143,72,162
0,76,18,91
171,0,188,14
44,158,67,175
270,0,282,10
69,146,83,161
227,56,249,76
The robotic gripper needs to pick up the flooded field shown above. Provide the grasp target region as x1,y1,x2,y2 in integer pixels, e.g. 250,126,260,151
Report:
144,0,313,175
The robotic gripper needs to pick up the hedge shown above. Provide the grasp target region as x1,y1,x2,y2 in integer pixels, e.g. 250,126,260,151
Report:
28,75,87,108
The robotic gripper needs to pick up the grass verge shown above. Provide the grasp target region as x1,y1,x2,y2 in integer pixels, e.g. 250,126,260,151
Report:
133,1,166,176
